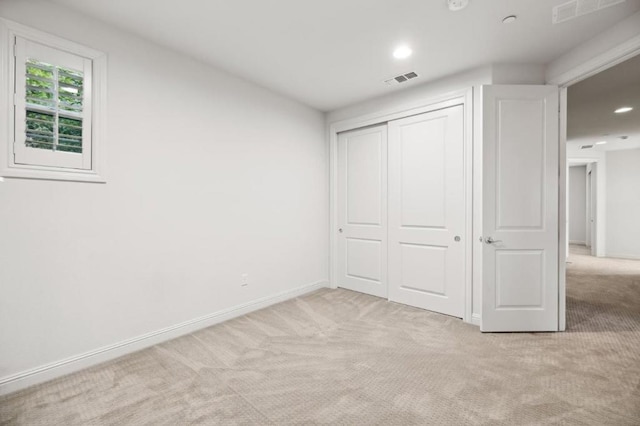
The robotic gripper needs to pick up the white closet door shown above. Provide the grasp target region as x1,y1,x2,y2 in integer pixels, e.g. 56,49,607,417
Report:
337,125,388,298
481,85,559,332
388,105,466,317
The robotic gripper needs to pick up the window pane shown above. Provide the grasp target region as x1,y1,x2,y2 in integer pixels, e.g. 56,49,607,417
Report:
26,112,54,133
26,59,54,80
59,94,83,112
26,76,53,89
24,59,84,154
25,132,54,150
58,67,83,88
59,117,82,136
27,88,54,101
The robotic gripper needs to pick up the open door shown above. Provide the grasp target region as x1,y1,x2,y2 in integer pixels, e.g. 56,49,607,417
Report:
481,85,559,332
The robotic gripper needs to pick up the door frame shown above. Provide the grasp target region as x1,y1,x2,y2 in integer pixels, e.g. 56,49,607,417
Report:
566,159,599,256
587,163,597,256
548,35,640,332
586,168,591,248
328,88,475,323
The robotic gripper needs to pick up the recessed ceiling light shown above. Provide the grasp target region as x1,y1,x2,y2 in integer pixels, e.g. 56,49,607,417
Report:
595,141,607,145
393,46,413,60
614,106,633,113
502,15,517,24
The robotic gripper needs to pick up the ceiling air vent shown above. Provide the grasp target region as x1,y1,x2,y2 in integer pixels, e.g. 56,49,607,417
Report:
581,144,594,149
385,71,419,86
552,0,626,24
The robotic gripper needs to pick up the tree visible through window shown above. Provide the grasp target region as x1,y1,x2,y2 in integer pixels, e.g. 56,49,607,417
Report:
25,59,84,154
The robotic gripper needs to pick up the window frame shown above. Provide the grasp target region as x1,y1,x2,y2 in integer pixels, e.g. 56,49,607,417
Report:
0,18,107,183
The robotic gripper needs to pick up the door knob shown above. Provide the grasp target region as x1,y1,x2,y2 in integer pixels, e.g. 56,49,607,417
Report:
485,236,502,244
338,228,343,233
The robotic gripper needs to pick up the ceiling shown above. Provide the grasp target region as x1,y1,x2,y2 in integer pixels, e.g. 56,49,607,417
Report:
568,53,640,153
50,0,640,111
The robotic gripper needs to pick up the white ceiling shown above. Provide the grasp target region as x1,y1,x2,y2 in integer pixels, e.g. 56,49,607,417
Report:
568,53,640,153
50,0,640,111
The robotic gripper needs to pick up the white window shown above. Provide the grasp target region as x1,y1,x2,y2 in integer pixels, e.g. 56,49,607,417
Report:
1,19,106,182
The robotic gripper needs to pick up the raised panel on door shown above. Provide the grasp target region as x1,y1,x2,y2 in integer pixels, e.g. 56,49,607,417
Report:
399,117,447,228
337,125,387,298
399,243,447,295
388,105,465,317
495,100,545,229
482,85,559,332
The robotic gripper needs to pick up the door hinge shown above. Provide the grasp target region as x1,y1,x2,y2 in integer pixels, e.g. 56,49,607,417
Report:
13,41,17,57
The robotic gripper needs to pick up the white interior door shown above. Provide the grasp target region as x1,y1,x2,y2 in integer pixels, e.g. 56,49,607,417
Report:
337,125,388,298
388,105,466,318
481,85,559,332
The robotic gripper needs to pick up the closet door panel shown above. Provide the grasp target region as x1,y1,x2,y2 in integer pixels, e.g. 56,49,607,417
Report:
388,106,466,317
337,125,388,298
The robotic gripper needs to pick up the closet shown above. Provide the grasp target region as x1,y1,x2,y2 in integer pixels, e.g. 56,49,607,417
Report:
336,104,466,317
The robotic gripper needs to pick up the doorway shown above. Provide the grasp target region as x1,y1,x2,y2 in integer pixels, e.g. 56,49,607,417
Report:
562,51,640,330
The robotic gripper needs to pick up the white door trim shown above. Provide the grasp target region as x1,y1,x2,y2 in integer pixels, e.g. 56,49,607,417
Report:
328,88,474,323
547,34,640,87
559,87,568,332
551,35,640,332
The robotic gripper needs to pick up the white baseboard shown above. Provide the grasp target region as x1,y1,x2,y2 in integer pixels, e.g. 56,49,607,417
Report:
569,240,586,245
471,313,481,327
0,280,328,396
605,252,640,260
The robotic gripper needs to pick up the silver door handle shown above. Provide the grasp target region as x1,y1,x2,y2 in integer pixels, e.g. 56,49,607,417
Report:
485,237,502,244
338,228,343,233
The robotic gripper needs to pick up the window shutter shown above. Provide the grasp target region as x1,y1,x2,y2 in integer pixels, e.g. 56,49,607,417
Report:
14,36,92,170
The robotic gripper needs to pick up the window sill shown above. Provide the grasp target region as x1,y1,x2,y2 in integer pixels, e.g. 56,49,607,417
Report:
0,164,106,183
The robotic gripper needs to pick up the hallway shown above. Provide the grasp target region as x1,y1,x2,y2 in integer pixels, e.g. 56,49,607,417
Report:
567,244,640,332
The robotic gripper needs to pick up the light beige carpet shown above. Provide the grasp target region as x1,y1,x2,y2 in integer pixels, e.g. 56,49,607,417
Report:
1,246,639,425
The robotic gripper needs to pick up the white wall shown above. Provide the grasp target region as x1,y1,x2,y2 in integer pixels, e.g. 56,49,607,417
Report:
606,148,640,259
492,63,546,85
0,0,328,392
568,166,587,244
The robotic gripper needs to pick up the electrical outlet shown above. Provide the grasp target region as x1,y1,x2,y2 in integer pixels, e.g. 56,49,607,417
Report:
241,273,248,287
